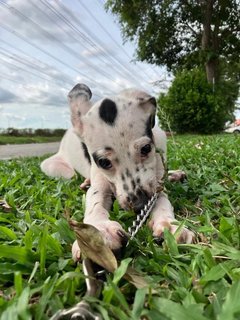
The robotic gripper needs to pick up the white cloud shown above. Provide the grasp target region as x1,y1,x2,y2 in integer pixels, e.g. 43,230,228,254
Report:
2,112,25,121
82,47,113,58
0,0,166,129
0,88,17,103
1,0,84,43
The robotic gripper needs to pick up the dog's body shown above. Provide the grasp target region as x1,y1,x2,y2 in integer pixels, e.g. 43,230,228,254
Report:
41,84,193,259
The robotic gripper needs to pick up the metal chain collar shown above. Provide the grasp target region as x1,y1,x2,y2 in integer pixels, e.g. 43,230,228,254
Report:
128,147,167,240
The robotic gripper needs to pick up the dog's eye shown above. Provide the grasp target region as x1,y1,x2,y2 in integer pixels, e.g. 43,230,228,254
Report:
98,158,112,169
141,144,152,156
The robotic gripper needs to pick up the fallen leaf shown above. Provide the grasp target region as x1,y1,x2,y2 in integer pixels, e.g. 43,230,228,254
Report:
125,266,152,290
0,199,12,212
69,220,118,273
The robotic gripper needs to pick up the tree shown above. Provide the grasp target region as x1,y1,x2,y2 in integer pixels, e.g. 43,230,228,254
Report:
158,68,236,133
106,0,240,85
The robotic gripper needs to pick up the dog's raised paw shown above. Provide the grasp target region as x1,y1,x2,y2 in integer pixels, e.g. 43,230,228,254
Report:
91,220,128,251
150,219,194,244
168,170,187,182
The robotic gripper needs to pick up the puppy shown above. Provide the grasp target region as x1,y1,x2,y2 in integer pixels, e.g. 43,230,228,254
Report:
41,84,194,259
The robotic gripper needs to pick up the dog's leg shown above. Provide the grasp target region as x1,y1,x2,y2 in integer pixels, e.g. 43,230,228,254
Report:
41,154,75,179
72,170,128,261
148,192,194,243
168,170,187,182
80,178,91,190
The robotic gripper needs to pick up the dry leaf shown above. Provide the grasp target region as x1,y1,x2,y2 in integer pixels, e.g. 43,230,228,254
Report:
125,266,151,289
69,220,118,273
0,199,12,212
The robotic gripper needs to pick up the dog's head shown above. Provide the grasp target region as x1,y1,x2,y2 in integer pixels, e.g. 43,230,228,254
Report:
68,83,160,212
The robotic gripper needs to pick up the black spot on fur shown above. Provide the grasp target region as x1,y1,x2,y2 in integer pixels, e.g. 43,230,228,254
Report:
121,173,125,181
145,115,154,140
123,184,129,191
125,168,131,178
115,158,120,164
120,132,125,137
99,99,118,125
136,177,141,184
81,142,91,164
92,152,99,166
127,151,131,158
105,146,113,151
92,202,99,209
93,190,98,195
131,179,136,190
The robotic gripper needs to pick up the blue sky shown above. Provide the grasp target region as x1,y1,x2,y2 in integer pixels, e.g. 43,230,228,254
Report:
0,0,239,129
0,0,171,129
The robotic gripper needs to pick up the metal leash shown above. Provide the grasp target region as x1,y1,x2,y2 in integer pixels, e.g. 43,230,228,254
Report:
128,148,167,241
128,191,159,241
51,259,103,320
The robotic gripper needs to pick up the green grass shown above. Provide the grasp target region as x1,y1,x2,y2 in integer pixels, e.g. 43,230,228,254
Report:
0,135,61,145
0,134,240,319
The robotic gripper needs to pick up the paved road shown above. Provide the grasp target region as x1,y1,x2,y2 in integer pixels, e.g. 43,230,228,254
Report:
0,142,60,160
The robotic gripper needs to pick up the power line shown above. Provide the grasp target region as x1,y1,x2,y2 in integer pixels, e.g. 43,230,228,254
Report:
37,0,133,84
1,39,74,85
44,0,145,87
94,0,159,77
53,0,147,89
0,0,122,88
0,55,58,83
0,23,113,95
0,72,25,85
0,48,74,87
80,0,155,80
37,0,133,86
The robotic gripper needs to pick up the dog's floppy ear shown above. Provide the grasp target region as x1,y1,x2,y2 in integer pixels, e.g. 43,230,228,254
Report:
137,94,156,111
137,93,156,129
119,89,156,121
68,83,92,136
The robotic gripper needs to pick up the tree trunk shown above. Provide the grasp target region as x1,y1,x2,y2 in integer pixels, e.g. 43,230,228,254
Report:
205,58,218,87
201,0,218,84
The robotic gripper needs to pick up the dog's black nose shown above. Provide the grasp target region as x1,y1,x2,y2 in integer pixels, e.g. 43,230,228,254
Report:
129,189,149,213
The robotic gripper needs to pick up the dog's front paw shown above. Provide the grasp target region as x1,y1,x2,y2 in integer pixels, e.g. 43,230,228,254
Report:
168,170,186,182
149,219,194,244
71,221,128,262
94,220,129,250
80,178,91,190
72,239,81,262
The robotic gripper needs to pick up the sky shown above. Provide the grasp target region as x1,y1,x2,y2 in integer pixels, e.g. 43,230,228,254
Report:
0,0,239,130
0,0,172,129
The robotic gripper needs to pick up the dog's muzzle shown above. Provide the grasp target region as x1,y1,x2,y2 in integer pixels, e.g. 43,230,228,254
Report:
128,189,150,213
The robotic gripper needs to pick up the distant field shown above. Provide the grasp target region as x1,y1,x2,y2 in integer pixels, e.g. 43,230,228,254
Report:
0,135,62,145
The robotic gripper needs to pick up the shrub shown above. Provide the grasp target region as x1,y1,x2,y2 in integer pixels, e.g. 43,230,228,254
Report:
158,68,237,133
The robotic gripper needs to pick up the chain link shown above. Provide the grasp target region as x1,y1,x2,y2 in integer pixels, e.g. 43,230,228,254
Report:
127,147,167,241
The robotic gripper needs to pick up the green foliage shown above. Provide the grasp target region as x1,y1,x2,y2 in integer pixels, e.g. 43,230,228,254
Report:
0,128,66,137
106,0,240,73
0,128,66,144
158,68,236,133
106,0,240,115
0,134,240,318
